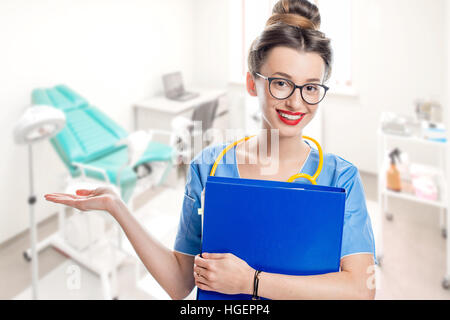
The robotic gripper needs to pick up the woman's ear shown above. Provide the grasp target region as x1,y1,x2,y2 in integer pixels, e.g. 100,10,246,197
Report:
246,72,258,97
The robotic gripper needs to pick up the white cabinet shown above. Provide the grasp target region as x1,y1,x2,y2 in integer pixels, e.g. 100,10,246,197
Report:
377,129,450,289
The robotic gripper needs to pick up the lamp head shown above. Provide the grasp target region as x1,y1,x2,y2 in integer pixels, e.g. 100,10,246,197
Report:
13,105,66,145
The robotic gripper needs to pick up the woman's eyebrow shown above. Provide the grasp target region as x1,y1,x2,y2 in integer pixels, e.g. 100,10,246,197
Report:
272,72,293,79
305,78,322,83
272,72,321,83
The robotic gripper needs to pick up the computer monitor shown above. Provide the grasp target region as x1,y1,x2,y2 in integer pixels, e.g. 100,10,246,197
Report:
162,71,199,101
163,72,185,99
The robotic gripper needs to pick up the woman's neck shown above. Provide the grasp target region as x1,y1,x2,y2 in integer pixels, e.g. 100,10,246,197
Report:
256,129,309,165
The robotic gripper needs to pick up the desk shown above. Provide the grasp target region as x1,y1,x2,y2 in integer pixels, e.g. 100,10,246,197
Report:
133,89,228,140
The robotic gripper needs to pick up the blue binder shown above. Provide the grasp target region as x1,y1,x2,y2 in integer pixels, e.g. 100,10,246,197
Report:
197,176,346,300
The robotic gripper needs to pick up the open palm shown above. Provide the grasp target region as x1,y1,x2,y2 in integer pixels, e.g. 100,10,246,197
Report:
45,187,119,213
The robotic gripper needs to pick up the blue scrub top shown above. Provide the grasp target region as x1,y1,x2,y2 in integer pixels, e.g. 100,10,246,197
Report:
174,142,376,263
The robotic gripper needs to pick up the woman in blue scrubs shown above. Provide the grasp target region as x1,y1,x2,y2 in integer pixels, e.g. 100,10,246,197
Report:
46,0,376,300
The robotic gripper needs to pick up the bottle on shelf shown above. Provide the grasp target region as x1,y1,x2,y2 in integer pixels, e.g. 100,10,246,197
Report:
387,148,402,192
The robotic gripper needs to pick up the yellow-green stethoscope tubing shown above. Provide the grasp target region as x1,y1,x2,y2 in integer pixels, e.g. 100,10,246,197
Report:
209,135,324,185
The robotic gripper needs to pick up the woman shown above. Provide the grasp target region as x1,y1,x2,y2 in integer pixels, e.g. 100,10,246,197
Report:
45,0,376,300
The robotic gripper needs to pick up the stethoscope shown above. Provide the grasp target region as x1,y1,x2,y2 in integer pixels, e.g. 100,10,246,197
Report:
209,135,324,185
198,135,324,230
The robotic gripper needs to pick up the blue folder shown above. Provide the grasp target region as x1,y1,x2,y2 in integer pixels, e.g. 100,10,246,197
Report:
197,176,346,300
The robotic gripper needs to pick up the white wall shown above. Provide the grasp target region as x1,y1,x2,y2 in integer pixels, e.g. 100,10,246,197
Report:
0,0,195,244
322,0,447,173
192,0,251,133
192,0,323,140
2,0,447,244
446,0,450,206
446,0,450,125
192,0,229,89
193,0,448,172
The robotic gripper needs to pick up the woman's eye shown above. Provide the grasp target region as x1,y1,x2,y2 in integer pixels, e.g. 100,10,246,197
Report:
306,85,318,92
274,80,290,88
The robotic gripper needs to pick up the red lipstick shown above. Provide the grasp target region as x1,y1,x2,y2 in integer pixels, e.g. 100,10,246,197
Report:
276,109,306,126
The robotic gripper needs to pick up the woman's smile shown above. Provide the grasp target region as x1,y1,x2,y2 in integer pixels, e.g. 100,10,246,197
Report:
276,109,306,126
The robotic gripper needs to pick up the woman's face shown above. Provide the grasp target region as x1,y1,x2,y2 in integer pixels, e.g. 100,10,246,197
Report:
247,46,326,138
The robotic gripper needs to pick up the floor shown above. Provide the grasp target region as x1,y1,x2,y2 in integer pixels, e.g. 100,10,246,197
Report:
1,172,449,300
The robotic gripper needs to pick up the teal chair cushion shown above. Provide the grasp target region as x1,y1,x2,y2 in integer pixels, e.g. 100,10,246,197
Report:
32,85,174,203
32,85,88,112
80,142,173,202
84,142,173,183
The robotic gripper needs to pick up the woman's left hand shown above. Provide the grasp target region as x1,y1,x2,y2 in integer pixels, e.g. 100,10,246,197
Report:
194,253,255,295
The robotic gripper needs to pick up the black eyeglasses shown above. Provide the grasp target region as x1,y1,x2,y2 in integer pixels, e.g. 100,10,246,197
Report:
255,73,329,105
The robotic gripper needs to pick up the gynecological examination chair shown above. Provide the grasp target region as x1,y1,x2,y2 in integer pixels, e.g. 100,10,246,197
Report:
28,84,175,299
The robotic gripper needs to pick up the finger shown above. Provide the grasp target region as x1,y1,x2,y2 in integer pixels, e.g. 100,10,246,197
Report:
45,194,79,201
194,275,213,291
202,252,228,260
193,265,209,278
196,281,214,292
45,194,71,201
45,197,76,207
193,269,208,282
46,193,77,199
46,192,91,201
45,194,87,205
194,255,211,268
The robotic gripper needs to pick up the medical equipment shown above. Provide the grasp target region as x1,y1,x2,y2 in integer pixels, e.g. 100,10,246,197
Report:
32,85,175,202
209,135,323,183
380,112,412,137
32,84,176,200
377,123,450,289
410,164,441,202
64,209,106,251
13,105,66,300
27,84,176,299
171,99,220,168
423,124,447,143
415,99,443,124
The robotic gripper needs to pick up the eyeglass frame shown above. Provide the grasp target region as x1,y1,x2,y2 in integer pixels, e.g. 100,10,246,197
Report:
255,72,330,105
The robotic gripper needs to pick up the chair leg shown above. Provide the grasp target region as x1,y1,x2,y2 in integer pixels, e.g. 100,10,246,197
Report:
58,206,66,239
100,272,112,300
135,260,142,284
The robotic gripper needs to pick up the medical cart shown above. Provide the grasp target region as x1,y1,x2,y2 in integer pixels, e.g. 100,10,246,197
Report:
377,128,449,289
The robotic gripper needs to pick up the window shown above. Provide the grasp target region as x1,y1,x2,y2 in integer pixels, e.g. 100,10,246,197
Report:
317,0,353,89
229,0,353,92
228,0,274,84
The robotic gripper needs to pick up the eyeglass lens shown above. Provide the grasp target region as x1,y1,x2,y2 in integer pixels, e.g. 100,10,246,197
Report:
269,79,326,104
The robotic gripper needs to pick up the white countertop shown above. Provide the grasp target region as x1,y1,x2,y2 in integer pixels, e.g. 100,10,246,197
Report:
134,88,227,115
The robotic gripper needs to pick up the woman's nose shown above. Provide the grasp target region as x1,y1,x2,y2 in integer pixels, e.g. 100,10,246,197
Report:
286,87,306,110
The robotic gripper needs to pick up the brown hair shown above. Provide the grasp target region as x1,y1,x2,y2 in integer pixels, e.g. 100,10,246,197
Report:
248,0,333,81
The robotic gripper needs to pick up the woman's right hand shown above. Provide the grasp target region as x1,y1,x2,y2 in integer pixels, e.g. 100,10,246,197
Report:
44,187,121,214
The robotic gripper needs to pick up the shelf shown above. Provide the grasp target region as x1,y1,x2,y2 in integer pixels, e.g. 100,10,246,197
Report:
378,118,450,282
381,188,447,209
379,162,448,209
378,129,447,148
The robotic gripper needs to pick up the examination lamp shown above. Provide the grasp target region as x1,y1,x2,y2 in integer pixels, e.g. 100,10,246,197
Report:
13,105,66,300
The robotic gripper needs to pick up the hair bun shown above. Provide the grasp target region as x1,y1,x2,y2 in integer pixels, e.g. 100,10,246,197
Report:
268,0,321,30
